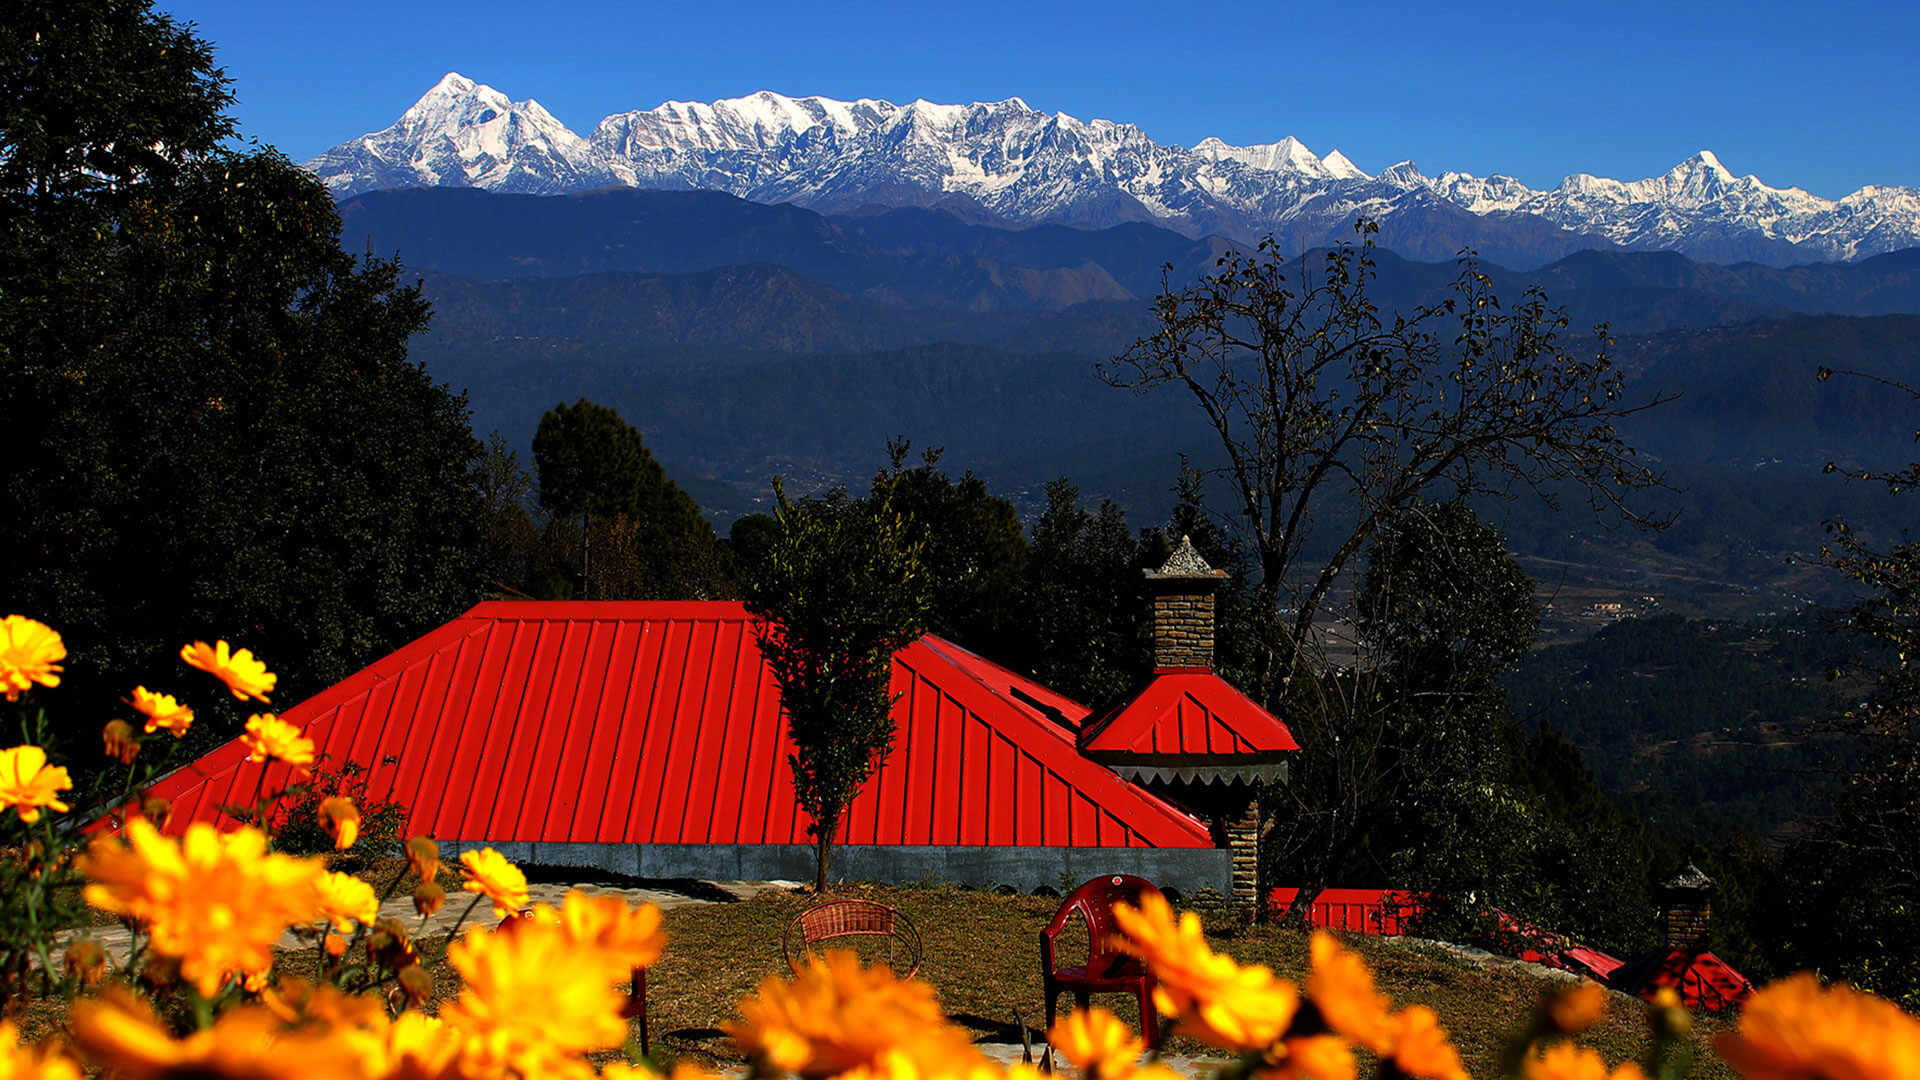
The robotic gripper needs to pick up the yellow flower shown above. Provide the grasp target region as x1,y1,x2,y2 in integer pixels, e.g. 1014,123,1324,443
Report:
406,835,440,883
373,1012,467,1080
442,914,631,1079
180,639,276,702
1307,932,1398,1056
555,889,667,973
78,819,326,998
1260,1035,1356,1080
319,797,360,850
1520,1042,1647,1080
131,686,194,736
239,714,315,778
1547,983,1608,1035
0,745,72,823
103,719,141,765
459,848,529,919
0,616,65,701
1049,1007,1143,1079
70,987,367,1080
1388,1006,1470,1080
727,949,981,1079
1109,892,1301,1051
315,871,379,933
0,1019,81,1080
1715,973,1920,1080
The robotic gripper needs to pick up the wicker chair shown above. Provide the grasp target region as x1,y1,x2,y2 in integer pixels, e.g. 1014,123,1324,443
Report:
784,899,923,978
1039,875,1164,1048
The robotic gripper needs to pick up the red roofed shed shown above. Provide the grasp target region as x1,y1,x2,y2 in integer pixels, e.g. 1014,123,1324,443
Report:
146,601,1241,892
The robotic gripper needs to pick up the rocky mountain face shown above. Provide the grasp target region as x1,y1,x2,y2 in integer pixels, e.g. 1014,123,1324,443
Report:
310,74,1920,269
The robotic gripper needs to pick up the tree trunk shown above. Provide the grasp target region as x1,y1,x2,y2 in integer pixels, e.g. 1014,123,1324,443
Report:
815,834,831,893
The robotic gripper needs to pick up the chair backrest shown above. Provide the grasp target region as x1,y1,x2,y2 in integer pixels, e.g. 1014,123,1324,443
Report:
784,899,922,978
1043,875,1164,969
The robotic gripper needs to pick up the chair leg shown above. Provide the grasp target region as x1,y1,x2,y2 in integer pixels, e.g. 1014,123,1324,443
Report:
631,967,649,1057
1138,988,1159,1050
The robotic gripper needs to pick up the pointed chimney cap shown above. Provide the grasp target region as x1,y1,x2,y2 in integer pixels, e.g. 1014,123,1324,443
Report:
1661,862,1715,893
1146,536,1227,581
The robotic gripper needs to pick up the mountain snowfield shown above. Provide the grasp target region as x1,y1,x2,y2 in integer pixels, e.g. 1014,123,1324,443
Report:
307,73,1920,267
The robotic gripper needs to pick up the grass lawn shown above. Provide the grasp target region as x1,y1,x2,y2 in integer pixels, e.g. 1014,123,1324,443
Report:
647,882,1739,1079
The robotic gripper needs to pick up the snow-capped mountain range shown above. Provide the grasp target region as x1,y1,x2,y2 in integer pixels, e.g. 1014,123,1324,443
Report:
308,73,1920,267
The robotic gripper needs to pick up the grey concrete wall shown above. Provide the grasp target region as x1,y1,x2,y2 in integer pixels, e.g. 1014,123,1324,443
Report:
438,839,1232,895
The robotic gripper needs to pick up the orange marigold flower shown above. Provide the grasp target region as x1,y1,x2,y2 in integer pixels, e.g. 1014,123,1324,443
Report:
1715,972,1920,1080
103,720,140,765
318,797,360,850
555,888,667,974
1110,892,1300,1051
1049,1007,1144,1079
180,639,276,702
1260,1035,1356,1080
727,949,981,1079
78,818,326,998
0,745,72,823
406,835,440,883
442,913,631,1078
459,847,529,919
1520,1041,1648,1080
130,686,194,736
1389,1005,1470,1080
315,870,379,933
1308,931,1398,1056
0,616,64,702
1547,983,1609,1035
0,1019,81,1080
70,987,367,1080
239,714,314,778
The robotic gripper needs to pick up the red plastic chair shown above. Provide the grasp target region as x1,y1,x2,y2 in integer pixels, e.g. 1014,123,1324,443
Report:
1040,875,1164,1049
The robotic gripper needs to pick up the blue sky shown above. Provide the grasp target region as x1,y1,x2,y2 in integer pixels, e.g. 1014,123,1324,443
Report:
163,0,1918,199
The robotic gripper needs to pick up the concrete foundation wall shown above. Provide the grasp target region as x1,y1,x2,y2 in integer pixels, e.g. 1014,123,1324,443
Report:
439,839,1233,896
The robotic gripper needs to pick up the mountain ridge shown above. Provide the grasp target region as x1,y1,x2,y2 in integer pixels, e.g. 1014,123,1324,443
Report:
308,73,1920,269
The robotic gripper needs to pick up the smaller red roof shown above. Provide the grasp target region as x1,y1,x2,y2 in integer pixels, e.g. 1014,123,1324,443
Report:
1608,948,1754,1012
1079,672,1298,784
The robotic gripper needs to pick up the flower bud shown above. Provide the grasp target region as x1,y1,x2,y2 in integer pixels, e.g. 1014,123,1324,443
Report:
413,880,446,918
318,796,360,850
64,939,106,987
406,835,440,883
397,964,433,1007
1546,982,1607,1034
102,720,139,765
140,794,174,830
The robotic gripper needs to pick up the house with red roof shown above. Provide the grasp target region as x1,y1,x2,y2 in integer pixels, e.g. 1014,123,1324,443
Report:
145,541,1296,901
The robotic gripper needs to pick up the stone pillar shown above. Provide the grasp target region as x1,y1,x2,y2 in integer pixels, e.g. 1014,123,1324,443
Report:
1659,863,1715,954
1225,804,1261,913
1146,537,1227,672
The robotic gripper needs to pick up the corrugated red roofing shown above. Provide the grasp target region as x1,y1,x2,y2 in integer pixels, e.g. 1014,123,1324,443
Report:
1081,672,1299,757
1267,888,1422,935
1607,948,1755,1012
144,602,1213,850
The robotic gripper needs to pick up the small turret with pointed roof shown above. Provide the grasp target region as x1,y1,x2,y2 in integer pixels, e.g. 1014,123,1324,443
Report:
1659,862,1716,954
1145,536,1227,672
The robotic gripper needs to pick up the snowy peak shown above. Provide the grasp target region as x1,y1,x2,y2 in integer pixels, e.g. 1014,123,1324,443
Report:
308,76,1920,267
1191,135,1364,180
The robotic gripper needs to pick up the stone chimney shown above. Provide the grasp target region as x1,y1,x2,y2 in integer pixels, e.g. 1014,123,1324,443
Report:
1145,537,1227,672
1659,862,1715,954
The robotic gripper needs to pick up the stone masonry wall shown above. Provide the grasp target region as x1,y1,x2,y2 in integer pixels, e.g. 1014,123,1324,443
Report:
1663,899,1712,953
1226,805,1260,912
1153,590,1215,669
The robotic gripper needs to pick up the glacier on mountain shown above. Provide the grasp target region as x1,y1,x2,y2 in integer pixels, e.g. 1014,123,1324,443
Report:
307,74,1920,267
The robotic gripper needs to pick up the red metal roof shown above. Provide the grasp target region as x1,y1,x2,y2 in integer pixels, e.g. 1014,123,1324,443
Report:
145,602,1212,850
1267,888,1423,935
1081,671,1299,757
1607,948,1755,1012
